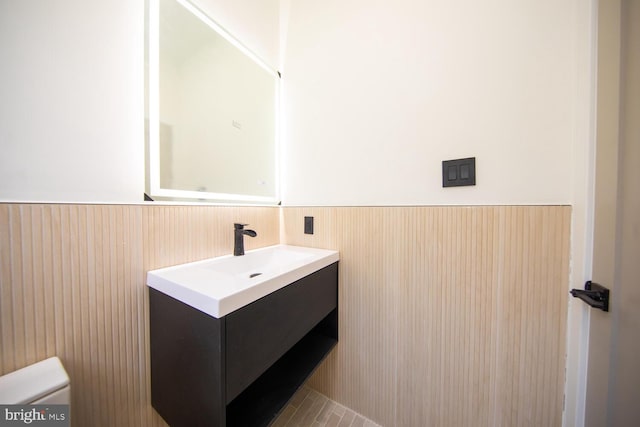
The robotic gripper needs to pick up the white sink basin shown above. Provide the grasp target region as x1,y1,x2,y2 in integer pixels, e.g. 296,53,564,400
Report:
146,244,339,318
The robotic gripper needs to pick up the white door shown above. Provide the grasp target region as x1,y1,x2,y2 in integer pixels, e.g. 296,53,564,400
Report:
583,0,640,425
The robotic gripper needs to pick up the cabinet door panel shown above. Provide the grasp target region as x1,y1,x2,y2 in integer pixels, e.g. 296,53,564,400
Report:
149,288,226,426
225,263,338,402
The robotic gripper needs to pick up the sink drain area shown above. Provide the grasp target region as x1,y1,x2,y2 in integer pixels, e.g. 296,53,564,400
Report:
249,273,262,279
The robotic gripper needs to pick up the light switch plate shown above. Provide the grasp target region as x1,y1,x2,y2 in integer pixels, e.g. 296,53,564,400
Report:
442,157,476,187
304,216,314,234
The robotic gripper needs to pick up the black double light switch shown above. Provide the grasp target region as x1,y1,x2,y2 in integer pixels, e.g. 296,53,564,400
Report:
442,157,476,187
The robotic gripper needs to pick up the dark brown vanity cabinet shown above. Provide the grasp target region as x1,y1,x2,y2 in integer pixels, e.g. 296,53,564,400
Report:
149,262,338,427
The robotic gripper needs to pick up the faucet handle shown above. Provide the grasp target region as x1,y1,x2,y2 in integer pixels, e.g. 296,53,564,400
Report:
234,223,249,229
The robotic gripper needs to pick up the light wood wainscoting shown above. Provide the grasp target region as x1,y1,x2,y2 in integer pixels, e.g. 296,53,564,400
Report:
1,204,570,427
281,206,571,427
0,203,279,426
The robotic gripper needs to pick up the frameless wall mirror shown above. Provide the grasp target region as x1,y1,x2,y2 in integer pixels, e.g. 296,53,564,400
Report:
146,0,280,204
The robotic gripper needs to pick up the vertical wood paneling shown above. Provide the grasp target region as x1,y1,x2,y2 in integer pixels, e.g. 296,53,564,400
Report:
0,203,279,427
281,206,571,427
141,205,279,271
1,203,568,427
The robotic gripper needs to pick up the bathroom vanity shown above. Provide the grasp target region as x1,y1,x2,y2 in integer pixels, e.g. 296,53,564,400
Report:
147,245,339,427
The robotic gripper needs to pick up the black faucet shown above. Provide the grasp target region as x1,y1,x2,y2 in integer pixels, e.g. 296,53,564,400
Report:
234,223,257,256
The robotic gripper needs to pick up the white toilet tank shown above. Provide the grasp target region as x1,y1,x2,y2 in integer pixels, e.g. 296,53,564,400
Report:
0,357,70,405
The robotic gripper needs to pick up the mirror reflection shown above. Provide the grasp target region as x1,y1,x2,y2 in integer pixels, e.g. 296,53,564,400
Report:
148,0,279,203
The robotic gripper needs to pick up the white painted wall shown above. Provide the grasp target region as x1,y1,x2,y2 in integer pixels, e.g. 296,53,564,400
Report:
280,0,587,206
0,0,144,202
0,0,587,206
0,0,279,203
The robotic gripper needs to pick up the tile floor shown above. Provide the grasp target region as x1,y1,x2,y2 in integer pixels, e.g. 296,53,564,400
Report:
270,386,381,427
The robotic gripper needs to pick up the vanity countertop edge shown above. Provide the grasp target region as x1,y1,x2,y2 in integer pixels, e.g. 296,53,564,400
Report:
146,244,339,318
